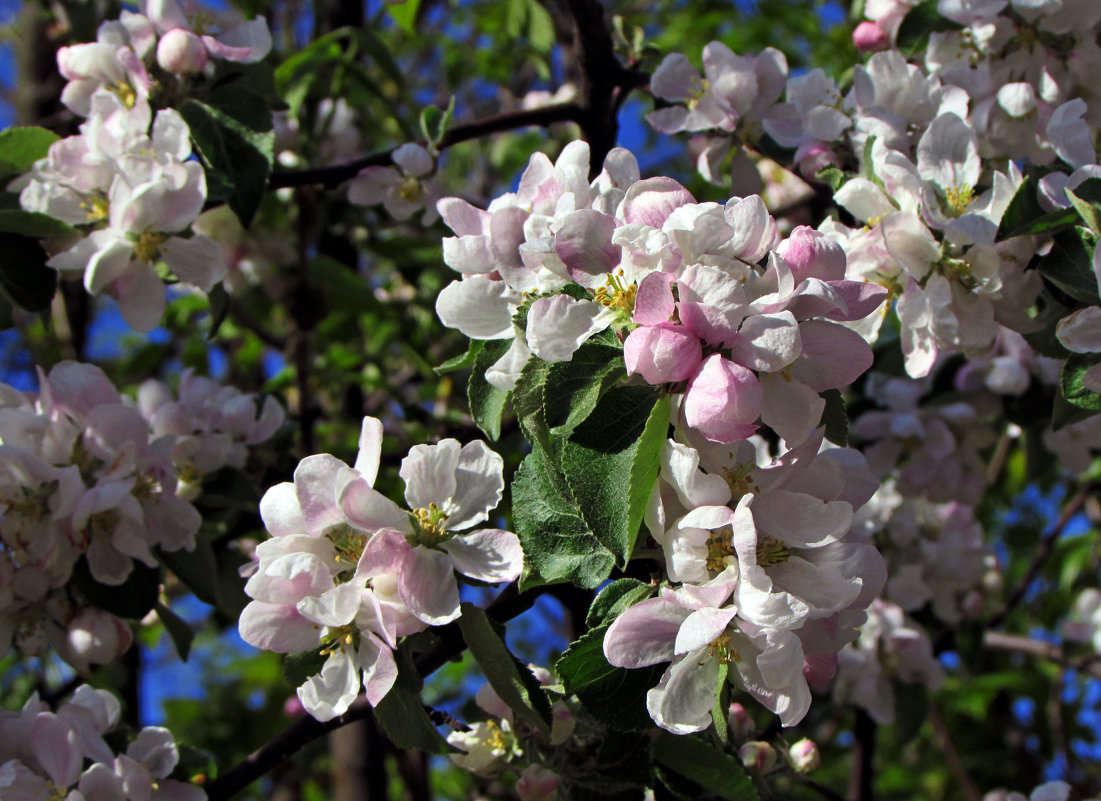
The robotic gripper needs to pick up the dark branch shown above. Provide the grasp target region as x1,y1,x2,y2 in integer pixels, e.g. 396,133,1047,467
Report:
987,481,1094,629
202,582,538,801
267,103,585,191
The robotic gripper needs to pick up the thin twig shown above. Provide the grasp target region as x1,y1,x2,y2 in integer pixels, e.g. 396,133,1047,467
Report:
202,582,538,801
928,703,980,801
267,103,585,191
987,481,1094,628
983,631,1101,681
848,708,875,801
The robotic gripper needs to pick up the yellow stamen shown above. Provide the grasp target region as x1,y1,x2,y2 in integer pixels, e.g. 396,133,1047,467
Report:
705,525,736,572
756,535,792,567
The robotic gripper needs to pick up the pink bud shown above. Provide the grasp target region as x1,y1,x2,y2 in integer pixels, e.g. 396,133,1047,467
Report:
795,141,840,179
157,29,208,74
66,608,133,672
684,355,761,443
284,695,305,717
739,741,778,773
777,226,847,283
624,323,702,384
516,764,560,801
727,703,756,741
853,21,890,52
789,738,820,772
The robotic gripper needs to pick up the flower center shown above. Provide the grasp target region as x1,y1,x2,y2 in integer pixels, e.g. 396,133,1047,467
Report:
705,524,736,572
704,631,741,665
484,719,509,752
686,76,710,110
398,176,424,203
756,535,792,567
134,231,169,263
413,502,449,544
593,269,636,316
721,464,758,498
943,184,974,217
82,193,110,223
326,523,368,566
319,624,358,656
111,80,138,109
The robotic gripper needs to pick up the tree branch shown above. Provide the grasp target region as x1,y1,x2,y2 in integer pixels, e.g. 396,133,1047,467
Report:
987,481,1094,628
267,103,585,191
848,708,875,801
983,630,1101,681
202,582,538,801
928,703,980,801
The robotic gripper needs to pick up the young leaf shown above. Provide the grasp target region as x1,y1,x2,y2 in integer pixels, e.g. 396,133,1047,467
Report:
511,447,616,589
386,0,422,33
652,731,759,801
0,126,60,178
543,343,626,437
559,389,669,567
71,558,160,619
468,338,512,440
1061,352,1101,411
156,601,195,662
895,0,962,56
180,85,275,228
436,339,485,374
1037,227,1101,304
284,649,327,688
207,282,230,340
0,210,76,238
586,578,657,628
0,232,58,312
997,176,1078,241
373,643,452,754
458,603,553,734
819,388,849,446
556,624,666,730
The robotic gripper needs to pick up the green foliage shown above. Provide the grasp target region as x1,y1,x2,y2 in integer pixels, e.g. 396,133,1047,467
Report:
457,603,553,734
181,84,275,228
156,602,195,662
652,731,759,801
586,578,657,628
373,643,453,755
895,0,963,56
1037,227,1101,304
819,388,849,446
556,624,666,731
468,338,513,440
1061,352,1101,412
0,126,59,179
0,231,57,313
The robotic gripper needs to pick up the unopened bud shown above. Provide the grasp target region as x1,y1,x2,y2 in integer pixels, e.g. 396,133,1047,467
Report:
788,738,820,772
157,29,208,74
739,741,778,773
852,21,890,52
516,764,560,801
66,607,133,672
727,702,756,741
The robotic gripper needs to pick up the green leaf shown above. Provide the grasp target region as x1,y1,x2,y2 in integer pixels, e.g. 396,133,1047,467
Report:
180,85,274,228
895,0,962,55
386,0,421,33
283,649,327,688
1066,186,1101,235
156,533,223,611
586,578,657,628
458,603,553,734
156,601,194,662
710,662,728,741
894,683,928,745
559,732,653,801
71,558,160,619
527,0,555,51
511,447,616,589
544,343,626,436
512,353,555,454
436,340,484,374
819,388,848,446
1061,352,1101,411
206,282,230,340
556,625,666,730
1037,227,1101,304
419,97,454,148
309,254,374,312
997,176,1079,241
815,165,845,193
0,127,59,178
652,731,759,801
559,389,669,566
0,210,76,238
373,643,452,754
0,232,57,312
468,338,513,440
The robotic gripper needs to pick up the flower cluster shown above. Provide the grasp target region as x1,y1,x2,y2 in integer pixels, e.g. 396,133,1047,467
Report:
648,4,1101,379
0,685,203,801
436,143,887,446
0,362,280,672
239,416,522,720
16,0,272,331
